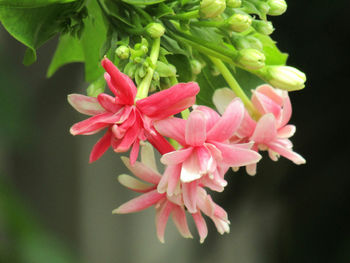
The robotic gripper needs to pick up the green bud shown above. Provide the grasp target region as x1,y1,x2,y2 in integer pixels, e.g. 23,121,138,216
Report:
226,13,252,32
155,61,176,77
211,65,221,76
153,71,160,81
115,45,130,60
124,62,137,78
267,0,287,16
254,1,270,15
245,35,263,51
232,36,251,50
226,0,241,8
190,59,202,75
146,23,165,38
252,20,274,35
236,49,265,70
200,0,226,19
262,66,306,91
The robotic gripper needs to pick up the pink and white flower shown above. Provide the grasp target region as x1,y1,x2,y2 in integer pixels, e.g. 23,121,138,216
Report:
213,85,306,175
114,142,230,243
68,58,199,164
154,99,261,212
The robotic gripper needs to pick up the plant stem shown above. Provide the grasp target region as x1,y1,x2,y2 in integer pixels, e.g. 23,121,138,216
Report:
209,56,260,118
136,38,161,99
190,20,225,28
167,10,199,20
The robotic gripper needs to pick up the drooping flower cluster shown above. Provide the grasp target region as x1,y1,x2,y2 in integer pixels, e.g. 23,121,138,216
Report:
69,60,305,243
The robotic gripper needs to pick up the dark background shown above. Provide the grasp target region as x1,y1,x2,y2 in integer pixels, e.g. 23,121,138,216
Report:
1,0,350,262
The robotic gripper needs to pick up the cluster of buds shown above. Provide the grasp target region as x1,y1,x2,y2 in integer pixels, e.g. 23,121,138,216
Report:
68,57,305,242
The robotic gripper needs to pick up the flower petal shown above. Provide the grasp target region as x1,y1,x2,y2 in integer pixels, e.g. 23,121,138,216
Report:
118,174,155,193
154,118,186,146
192,212,208,243
68,94,106,116
252,89,281,117
277,124,296,138
166,164,181,196
268,141,306,165
97,93,123,113
140,142,158,172
213,142,262,167
251,113,277,144
89,129,112,163
121,156,161,184
182,181,198,213
185,110,206,146
101,58,136,104
161,147,193,165
180,151,202,183
130,139,140,165
279,95,292,128
196,105,220,132
136,82,199,120
172,206,193,239
70,113,120,135
113,190,164,214
156,201,174,243
144,127,175,155
207,98,244,142
212,88,236,115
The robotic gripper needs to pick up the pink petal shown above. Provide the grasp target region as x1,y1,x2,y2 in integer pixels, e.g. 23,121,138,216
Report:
166,164,181,196
181,151,201,183
101,58,136,104
161,147,193,165
144,127,175,155
196,105,220,132
97,93,123,113
200,174,225,192
68,94,106,116
121,156,161,184
256,84,284,106
113,190,165,214
154,118,187,146
136,82,199,120
185,110,206,146
196,146,215,174
89,129,112,163
268,141,306,165
236,110,256,138
156,201,174,243
118,174,155,193
70,112,120,135
251,113,277,144
212,88,236,115
246,163,257,176
192,212,208,243
182,181,198,213
213,142,262,167
172,206,193,239
113,117,141,153
277,124,296,138
279,95,292,128
207,98,244,142
129,139,140,165
252,89,281,118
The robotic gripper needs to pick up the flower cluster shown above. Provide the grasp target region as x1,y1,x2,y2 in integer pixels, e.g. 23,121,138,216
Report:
69,59,305,243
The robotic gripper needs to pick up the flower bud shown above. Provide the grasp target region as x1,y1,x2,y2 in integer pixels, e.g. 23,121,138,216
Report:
190,59,202,75
115,45,130,60
233,36,251,50
146,23,165,38
226,13,252,32
236,49,265,70
263,66,306,91
245,35,263,51
254,1,270,15
200,0,226,19
252,20,274,35
267,0,287,16
226,0,241,8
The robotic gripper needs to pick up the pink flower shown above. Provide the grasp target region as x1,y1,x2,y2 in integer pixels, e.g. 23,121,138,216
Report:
213,85,306,175
154,99,261,212
68,58,199,164
114,143,230,243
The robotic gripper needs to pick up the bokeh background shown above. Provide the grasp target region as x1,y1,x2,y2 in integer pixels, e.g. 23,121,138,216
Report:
1,1,349,262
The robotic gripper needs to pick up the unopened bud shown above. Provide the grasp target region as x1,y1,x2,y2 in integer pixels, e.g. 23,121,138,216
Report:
190,59,202,75
227,13,252,32
146,23,165,38
267,0,287,16
254,1,270,15
252,20,274,35
236,49,265,70
226,0,241,8
262,66,306,91
245,35,263,51
200,0,226,19
115,46,130,60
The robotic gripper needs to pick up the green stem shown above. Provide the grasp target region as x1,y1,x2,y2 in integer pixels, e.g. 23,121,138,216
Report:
167,10,199,20
190,20,225,28
209,56,260,118
136,38,161,100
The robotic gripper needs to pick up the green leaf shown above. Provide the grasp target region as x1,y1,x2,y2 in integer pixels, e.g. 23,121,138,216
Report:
234,67,264,97
121,0,165,6
0,0,76,8
0,0,82,65
166,54,192,83
153,3,174,18
189,26,224,45
162,35,189,56
47,33,84,77
80,0,108,82
253,33,288,65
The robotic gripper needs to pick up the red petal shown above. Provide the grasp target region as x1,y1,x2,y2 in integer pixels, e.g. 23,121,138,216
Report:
89,130,112,162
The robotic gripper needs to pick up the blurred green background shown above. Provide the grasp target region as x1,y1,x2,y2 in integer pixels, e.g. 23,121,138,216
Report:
1,0,350,262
